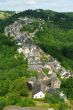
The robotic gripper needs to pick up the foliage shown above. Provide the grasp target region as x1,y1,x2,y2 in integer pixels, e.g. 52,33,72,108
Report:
0,80,12,96
9,78,29,97
59,103,70,110
60,77,73,99
0,34,28,80
34,23,73,71
0,97,5,110
43,68,49,75
45,93,64,104
45,93,70,110
50,103,70,110
0,34,35,108
0,11,14,20
17,98,35,107
21,19,39,33
5,92,20,105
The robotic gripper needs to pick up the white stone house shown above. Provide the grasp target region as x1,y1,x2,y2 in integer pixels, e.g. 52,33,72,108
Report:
32,82,46,99
33,91,45,99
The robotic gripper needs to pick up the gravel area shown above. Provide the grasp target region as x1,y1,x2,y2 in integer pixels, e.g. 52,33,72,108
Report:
4,106,49,110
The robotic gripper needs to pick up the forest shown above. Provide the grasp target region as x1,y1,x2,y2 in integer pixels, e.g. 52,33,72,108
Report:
0,34,37,110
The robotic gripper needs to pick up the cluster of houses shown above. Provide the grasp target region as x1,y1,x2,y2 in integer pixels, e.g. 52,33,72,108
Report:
4,17,72,99
28,70,61,99
5,17,72,78
5,17,72,79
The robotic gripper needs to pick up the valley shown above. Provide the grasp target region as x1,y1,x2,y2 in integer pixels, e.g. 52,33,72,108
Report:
0,9,73,110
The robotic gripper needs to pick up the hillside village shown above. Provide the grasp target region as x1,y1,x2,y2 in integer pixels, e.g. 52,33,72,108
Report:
5,17,72,99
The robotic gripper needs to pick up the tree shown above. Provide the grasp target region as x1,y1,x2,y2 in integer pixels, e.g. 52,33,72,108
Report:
61,77,73,99
5,92,20,105
17,98,35,107
0,97,5,110
9,78,29,97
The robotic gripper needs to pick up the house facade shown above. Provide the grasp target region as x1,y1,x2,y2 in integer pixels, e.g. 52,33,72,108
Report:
33,91,45,99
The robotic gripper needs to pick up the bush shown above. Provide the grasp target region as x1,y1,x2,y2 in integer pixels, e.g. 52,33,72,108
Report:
0,80,11,96
5,92,20,105
59,103,70,110
17,98,36,107
9,78,29,97
45,94,59,104
19,88,29,97
61,77,73,99
0,97,5,110
45,93,64,104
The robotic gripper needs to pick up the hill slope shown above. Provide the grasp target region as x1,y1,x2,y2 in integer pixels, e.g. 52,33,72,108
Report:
0,11,15,20
0,10,73,110
0,9,73,71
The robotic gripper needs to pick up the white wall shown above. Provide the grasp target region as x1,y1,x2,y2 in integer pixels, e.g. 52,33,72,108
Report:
33,91,45,99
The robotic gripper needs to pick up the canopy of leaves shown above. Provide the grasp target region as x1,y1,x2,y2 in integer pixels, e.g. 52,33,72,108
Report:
60,77,73,100
34,21,73,71
0,34,36,109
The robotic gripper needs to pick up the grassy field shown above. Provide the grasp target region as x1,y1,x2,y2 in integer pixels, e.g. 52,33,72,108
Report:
0,11,14,20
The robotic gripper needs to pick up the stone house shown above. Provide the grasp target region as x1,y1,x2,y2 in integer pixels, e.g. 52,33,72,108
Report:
50,74,61,89
28,73,49,99
38,71,49,81
32,81,46,99
27,77,37,90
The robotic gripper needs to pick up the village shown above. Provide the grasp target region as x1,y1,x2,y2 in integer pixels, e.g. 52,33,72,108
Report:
5,17,72,100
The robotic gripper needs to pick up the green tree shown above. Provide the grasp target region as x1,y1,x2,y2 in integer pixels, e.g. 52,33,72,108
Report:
5,92,20,105
61,77,73,99
9,78,29,97
17,98,35,107
0,97,5,110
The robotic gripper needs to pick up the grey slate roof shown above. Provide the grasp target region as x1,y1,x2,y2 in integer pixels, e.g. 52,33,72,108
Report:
50,74,57,82
32,81,46,95
48,87,60,96
32,81,41,95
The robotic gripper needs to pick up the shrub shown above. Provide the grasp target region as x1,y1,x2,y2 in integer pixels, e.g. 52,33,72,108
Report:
61,77,73,99
45,95,59,104
59,103,70,110
9,78,29,97
5,92,20,105
17,98,36,107
0,97,5,110
19,88,29,97
45,93,64,104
